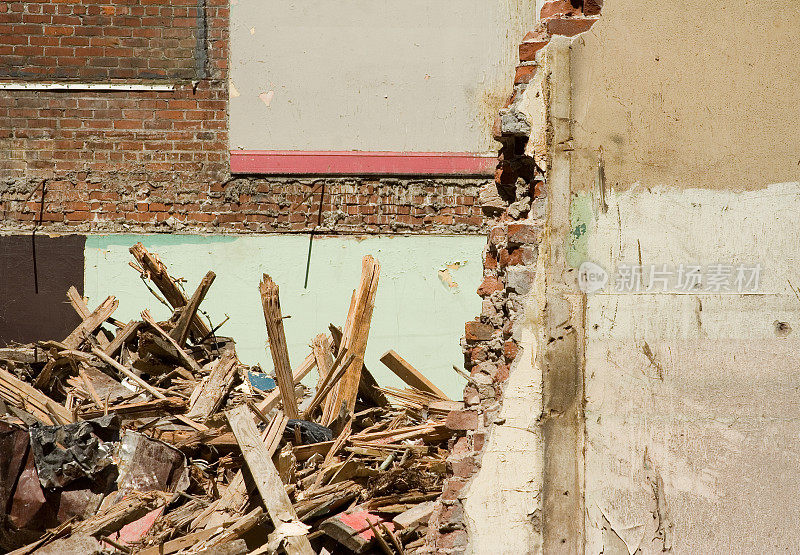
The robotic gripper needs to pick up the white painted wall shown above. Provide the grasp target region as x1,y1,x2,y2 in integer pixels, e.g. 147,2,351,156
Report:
582,184,800,552
229,0,536,152
83,234,484,399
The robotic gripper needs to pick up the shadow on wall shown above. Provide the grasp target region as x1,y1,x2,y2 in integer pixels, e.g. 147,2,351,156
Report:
0,235,85,344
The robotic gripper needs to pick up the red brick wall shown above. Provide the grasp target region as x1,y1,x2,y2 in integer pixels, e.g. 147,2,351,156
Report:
0,0,206,81
0,0,228,229
0,0,487,234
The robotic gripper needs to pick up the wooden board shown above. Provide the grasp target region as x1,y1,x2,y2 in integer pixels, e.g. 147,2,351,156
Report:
129,242,211,340
186,349,237,421
170,270,215,346
379,349,449,400
259,274,299,419
225,405,314,555
323,256,380,424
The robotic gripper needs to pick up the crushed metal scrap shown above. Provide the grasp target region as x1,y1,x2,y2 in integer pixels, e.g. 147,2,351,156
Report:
0,243,463,554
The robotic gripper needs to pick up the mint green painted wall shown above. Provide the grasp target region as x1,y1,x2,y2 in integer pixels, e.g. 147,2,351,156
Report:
84,234,484,399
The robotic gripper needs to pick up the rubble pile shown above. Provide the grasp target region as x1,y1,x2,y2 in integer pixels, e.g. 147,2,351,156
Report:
0,243,465,554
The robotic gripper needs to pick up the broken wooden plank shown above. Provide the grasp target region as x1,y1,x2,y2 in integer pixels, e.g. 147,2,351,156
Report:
198,410,289,531
329,324,390,409
78,491,169,538
78,397,186,419
67,286,111,348
259,274,300,419
256,349,317,414
170,271,215,347
225,405,314,555
392,500,435,530
78,365,103,407
312,334,333,384
302,351,354,420
136,527,222,555
140,310,203,375
92,347,166,400
379,349,449,400
62,296,118,350
323,256,380,424
103,321,142,357
186,349,237,421
0,367,73,424
130,242,211,339
32,355,58,389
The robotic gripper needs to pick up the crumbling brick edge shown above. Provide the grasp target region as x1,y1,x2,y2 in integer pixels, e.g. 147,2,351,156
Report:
423,2,603,552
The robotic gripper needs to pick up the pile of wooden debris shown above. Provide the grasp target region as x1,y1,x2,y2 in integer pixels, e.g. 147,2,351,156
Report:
0,243,465,554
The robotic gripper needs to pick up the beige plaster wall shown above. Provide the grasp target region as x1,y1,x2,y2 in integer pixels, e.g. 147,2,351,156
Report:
570,0,800,192
566,0,800,552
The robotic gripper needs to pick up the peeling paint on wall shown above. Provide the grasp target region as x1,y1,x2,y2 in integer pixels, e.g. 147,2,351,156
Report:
583,183,800,553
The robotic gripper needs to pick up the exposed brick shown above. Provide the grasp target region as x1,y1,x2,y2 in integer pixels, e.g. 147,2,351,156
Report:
463,386,480,407
465,321,494,342
506,223,540,246
483,250,498,270
448,455,477,479
488,225,507,247
584,0,603,16
503,340,519,361
445,410,478,431
514,63,537,85
441,478,467,501
519,39,549,62
493,363,510,383
472,432,486,452
476,275,503,297
437,529,468,550
545,17,598,37
540,0,583,20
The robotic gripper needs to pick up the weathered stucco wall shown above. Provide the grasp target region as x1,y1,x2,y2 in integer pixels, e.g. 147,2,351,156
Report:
84,234,483,399
581,186,800,553
567,0,800,552
570,0,800,193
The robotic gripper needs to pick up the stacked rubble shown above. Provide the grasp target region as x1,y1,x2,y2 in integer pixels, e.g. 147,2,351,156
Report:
0,243,468,554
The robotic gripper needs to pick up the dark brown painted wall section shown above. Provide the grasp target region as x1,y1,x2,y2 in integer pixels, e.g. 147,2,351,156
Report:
0,234,85,345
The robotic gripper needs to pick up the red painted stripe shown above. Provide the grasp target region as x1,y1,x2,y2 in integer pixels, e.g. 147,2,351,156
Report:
229,150,496,176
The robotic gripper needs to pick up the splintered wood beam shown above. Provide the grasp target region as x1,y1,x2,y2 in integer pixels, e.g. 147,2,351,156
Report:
140,310,203,375
225,405,314,555
103,320,142,357
329,324,390,409
0,367,74,424
379,350,449,400
312,334,333,385
92,347,167,400
129,242,211,340
259,274,299,419
323,256,380,425
186,349,237,421
302,352,355,420
62,295,118,350
171,271,216,347
67,286,111,348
